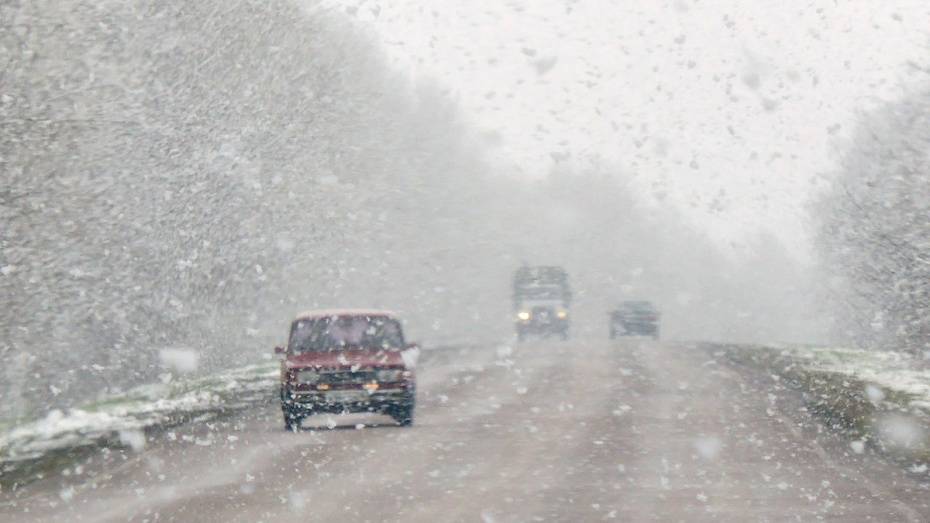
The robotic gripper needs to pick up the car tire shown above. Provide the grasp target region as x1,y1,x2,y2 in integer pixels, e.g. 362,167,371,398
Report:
391,394,415,426
284,411,302,432
399,410,414,426
391,405,414,427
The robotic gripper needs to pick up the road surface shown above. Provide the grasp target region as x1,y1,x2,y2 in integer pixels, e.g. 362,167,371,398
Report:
3,339,929,522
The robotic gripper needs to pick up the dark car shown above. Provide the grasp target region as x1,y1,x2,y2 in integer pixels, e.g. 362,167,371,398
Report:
275,309,417,430
609,301,660,339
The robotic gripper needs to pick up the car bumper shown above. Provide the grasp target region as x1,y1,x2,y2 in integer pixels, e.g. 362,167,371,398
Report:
282,388,412,412
517,320,569,332
612,322,658,334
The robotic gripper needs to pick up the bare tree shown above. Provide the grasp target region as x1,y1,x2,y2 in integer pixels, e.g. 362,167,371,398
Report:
814,86,930,354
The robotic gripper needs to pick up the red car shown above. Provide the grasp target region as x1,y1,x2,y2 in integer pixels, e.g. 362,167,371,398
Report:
275,310,417,430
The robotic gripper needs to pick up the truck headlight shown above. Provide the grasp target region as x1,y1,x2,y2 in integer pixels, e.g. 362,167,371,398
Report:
297,370,320,384
517,311,531,321
376,369,404,382
556,310,568,319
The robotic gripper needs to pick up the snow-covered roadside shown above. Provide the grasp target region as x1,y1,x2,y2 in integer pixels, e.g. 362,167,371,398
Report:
0,345,470,487
704,342,930,459
729,343,930,409
0,361,279,471
772,345,930,410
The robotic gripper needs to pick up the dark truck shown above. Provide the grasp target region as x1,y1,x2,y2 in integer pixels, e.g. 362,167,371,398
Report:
275,310,417,431
513,266,572,341
609,301,660,340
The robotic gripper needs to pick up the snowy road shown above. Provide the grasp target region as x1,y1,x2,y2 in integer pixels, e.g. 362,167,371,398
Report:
3,340,929,522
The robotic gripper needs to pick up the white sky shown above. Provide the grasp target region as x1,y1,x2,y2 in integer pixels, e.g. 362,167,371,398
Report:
319,0,930,258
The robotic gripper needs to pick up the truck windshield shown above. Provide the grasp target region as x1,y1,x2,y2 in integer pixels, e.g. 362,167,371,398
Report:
622,301,656,312
517,285,565,300
289,316,404,353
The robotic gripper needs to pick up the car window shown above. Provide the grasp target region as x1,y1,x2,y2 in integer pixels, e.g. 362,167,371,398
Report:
289,317,404,352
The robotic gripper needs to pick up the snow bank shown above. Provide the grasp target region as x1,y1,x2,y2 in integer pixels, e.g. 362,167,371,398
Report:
751,344,930,409
0,345,458,486
708,342,930,458
0,361,279,483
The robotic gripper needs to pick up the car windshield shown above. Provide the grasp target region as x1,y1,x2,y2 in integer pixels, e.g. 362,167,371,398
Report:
289,316,404,352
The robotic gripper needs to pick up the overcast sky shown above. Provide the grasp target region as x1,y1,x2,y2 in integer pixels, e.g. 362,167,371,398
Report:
315,0,930,258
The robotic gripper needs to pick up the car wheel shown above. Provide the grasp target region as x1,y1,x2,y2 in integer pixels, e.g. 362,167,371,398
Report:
284,411,302,432
391,395,415,426
392,405,414,426
399,410,415,427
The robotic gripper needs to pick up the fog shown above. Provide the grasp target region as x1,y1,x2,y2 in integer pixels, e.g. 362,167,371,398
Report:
0,1,837,423
344,0,929,252
0,0,881,424
1,0,926,428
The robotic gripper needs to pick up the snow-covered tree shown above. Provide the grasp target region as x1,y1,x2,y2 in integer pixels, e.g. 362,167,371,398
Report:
0,0,488,419
815,87,930,354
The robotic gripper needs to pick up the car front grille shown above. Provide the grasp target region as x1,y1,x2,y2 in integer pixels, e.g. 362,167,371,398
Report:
318,370,377,384
532,307,553,320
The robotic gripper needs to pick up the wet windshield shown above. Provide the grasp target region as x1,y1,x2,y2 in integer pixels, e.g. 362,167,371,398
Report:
3,2,930,521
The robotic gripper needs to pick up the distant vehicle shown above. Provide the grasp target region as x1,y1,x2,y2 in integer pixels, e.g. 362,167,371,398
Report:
275,310,417,430
513,265,572,341
609,301,660,340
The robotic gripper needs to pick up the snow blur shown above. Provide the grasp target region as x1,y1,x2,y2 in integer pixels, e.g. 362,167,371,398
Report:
0,0,832,421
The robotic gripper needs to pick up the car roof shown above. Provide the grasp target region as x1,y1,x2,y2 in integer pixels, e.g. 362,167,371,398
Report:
293,309,396,321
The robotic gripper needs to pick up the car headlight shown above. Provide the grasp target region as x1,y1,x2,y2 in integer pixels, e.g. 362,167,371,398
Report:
556,310,568,319
376,369,404,382
517,311,531,321
297,370,320,384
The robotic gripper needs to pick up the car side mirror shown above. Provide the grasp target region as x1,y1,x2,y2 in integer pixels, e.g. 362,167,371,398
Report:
274,345,286,355
401,343,420,368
